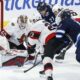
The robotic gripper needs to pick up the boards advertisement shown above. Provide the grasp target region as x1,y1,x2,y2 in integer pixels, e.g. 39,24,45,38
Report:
4,0,80,22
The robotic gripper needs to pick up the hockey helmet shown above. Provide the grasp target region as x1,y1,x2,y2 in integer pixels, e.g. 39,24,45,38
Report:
52,4,63,16
60,10,71,20
37,2,48,16
37,2,47,12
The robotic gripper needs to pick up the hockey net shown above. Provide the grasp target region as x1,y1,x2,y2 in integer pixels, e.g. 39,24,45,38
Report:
0,0,3,31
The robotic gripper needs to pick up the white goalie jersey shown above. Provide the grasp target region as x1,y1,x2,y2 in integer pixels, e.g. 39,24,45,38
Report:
3,15,31,46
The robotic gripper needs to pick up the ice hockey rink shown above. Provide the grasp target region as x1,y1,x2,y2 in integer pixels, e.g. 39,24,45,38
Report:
0,45,80,80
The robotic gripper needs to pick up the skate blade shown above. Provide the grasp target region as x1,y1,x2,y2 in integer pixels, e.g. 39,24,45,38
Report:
55,59,64,63
13,64,33,73
39,73,46,78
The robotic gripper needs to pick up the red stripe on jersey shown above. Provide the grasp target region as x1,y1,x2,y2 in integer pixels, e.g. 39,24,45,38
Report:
29,31,41,39
19,33,26,43
45,33,56,43
0,29,11,39
75,18,80,22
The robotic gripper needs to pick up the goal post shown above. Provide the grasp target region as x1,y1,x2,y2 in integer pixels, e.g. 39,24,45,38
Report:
0,0,3,31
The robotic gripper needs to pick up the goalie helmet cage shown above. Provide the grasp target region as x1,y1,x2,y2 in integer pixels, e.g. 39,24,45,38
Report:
0,0,3,31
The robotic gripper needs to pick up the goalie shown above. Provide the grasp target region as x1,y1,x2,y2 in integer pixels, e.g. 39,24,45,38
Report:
1,15,30,50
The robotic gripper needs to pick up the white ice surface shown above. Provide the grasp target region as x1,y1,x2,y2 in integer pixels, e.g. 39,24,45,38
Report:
0,45,80,80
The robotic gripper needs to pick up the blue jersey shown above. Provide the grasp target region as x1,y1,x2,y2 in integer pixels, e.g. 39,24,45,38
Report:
56,18,80,43
41,5,56,26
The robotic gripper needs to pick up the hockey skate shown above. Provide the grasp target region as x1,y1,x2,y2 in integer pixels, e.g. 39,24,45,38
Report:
55,51,66,63
47,76,53,80
39,70,45,77
39,70,53,80
55,40,73,63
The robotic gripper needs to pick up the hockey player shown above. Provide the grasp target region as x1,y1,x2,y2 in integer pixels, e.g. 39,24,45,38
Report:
56,10,80,62
37,2,73,61
1,15,30,50
52,5,73,61
37,2,56,28
26,18,73,80
26,18,64,80
0,15,38,66
52,5,79,61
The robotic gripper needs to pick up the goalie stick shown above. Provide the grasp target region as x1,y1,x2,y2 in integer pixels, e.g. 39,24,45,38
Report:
14,51,42,73
17,43,41,67
23,51,42,73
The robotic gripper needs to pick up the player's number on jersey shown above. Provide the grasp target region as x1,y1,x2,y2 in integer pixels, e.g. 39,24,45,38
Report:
28,32,34,37
49,17,55,23
43,21,55,31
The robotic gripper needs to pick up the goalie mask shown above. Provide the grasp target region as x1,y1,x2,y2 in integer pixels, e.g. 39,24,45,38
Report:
17,15,28,29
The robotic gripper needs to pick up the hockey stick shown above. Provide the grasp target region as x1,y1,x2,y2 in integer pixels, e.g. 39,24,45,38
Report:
23,51,42,73
24,59,42,73
33,51,40,65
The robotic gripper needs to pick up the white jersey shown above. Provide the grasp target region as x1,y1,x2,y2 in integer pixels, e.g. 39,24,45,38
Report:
27,20,57,46
27,20,57,53
4,19,30,46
